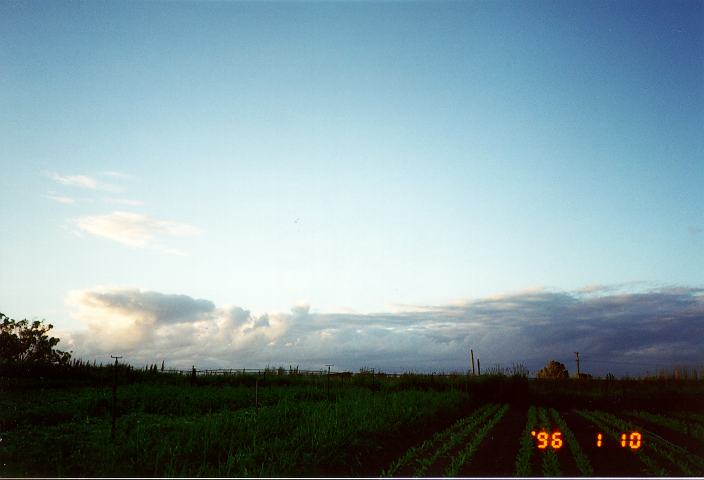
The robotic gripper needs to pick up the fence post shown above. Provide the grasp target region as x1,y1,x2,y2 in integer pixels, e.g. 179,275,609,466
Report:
110,355,122,441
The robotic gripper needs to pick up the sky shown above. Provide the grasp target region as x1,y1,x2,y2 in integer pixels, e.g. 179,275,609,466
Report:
1,0,703,375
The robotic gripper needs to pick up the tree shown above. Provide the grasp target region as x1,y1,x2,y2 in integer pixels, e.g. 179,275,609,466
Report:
536,360,569,379
0,312,71,366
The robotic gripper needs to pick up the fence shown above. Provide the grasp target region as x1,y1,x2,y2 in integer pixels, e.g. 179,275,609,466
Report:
162,368,330,376
160,368,475,378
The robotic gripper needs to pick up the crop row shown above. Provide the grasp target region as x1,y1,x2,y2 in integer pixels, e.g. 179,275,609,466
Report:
577,409,704,477
577,410,663,476
515,406,595,477
537,408,561,477
549,408,592,476
514,405,538,476
443,404,509,476
628,410,704,443
589,410,704,475
382,403,497,476
382,403,500,477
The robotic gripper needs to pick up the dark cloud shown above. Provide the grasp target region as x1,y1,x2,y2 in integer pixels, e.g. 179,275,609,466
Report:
66,286,704,376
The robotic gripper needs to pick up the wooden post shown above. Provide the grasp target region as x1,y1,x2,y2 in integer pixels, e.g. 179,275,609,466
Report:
574,352,580,378
110,355,122,441
471,349,475,376
325,364,333,401
477,359,481,376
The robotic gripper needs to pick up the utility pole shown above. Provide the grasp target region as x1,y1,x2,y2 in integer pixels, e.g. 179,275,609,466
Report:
471,349,476,376
325,364,334,401
110,355,123,441
574,352,580,378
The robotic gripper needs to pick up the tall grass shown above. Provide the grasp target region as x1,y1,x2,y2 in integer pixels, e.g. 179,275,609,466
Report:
1,387,465,477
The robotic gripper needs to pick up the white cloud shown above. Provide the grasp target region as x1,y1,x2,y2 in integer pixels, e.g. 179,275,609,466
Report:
45,194,76,205
64,285,704,375
47,172,120,192
73,211,200,250
48,172,98,189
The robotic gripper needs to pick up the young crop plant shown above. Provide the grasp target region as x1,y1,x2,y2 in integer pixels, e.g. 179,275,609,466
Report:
577,410,666,476
381,403,497,477
515,405,538,477
538,408,561,477
444,404,509,477
550,408,592,477
586,410,704,476
672,412,704,425
629,410,704,443
411,404,502,477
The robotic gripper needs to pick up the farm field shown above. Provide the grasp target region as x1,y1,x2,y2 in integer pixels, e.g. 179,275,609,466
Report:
1,371,703,477
383,403,704,477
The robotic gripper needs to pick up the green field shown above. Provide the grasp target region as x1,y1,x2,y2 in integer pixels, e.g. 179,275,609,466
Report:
1,368,703,477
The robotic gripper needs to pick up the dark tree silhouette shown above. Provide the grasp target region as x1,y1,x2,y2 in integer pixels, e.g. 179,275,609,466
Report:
536,360,569,379
0,312,71,366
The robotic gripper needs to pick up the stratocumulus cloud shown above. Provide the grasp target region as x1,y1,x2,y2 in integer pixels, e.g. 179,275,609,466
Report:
62,286,704,375
73,211,200,250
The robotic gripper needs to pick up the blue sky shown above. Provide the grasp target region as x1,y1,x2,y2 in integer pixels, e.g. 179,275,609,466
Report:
1,1,702,374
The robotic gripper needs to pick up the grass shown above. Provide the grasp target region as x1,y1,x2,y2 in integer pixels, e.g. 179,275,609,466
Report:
549,408,593,476
514,405,538,476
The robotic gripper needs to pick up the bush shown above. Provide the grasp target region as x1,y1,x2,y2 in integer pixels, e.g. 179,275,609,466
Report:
536,360,569,379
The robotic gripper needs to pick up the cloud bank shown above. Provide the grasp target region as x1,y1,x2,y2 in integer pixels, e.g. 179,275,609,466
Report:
63,285,704,376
